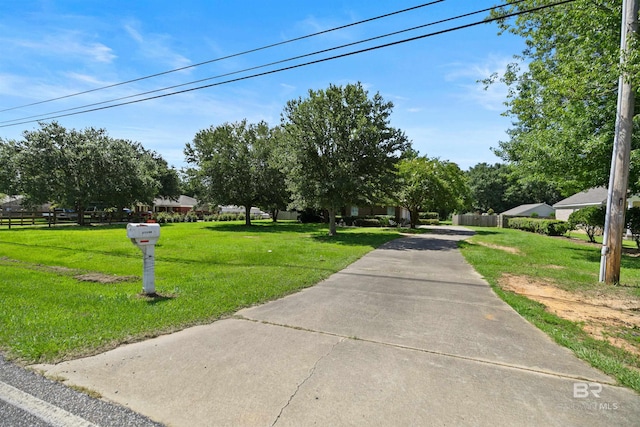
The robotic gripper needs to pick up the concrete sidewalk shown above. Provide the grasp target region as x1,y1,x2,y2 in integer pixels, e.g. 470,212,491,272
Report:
34,227,640,426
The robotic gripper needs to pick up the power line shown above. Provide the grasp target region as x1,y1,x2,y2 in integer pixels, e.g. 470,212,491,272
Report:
0,0,445,113
0,0,576,129
0,0,529,126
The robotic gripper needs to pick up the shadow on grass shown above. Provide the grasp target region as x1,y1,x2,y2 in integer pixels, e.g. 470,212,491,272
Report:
137,292,177,305
203,221,321,234
566,244,640,270
204,221,402,248
0,222,181,233
0,238,141,260
310,232,400,248
471,229,500,236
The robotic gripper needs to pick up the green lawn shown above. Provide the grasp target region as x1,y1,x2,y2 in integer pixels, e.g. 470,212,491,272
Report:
459,227,640,393
0,221,402,363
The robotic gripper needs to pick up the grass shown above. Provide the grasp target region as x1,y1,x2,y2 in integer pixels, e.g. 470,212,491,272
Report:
0,221,404,363
565,229,639,250
459,227,640,393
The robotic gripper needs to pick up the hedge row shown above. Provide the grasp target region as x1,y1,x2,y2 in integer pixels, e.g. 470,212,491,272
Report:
154,212,264,223
418,212,439,220
507,217,569,236
155,212,199,223
336,215,413,227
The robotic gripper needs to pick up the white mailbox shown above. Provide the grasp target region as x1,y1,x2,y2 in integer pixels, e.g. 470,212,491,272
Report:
127,223,160,246
127,223,161,295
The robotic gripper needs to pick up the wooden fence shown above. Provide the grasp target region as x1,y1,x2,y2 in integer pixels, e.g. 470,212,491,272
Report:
452,214,498,227
0,211,148,229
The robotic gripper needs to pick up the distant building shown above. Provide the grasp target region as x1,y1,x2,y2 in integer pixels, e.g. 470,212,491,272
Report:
553,188,608,221
219,205,270,218
553,187,640,222
500,203,555,218
0,195,50,212
152,195,198,214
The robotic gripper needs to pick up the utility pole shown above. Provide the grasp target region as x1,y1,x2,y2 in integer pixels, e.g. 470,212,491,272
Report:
600,0,639,284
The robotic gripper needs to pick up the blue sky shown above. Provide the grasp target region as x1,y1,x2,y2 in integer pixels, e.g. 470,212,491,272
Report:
0,1,526,171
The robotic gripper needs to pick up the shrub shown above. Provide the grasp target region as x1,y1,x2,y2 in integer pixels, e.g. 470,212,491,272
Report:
298,209,324,223
507,217,569,236
418,212,439,220
626,206,640,249
337,215,397,227
353,218,382,227
155,212,172,224
337,216,356,226
184,211,198,222
568,206,606,243
375,215,395,227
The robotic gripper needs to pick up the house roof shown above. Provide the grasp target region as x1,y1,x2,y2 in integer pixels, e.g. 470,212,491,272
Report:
553,187,608,209
153,195,198,208
500,203,554,217
0,195,22,207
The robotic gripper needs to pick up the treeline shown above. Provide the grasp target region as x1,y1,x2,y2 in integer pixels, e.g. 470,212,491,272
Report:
0,123,180,225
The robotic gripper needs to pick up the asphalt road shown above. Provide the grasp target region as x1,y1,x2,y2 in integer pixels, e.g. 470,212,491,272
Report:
0,354,163,427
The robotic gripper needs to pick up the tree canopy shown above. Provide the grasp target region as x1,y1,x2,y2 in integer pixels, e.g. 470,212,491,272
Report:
396,155,469,228
184,120,287,226
489,0,639,193
280,82,410,235
466,162,563,213
0,122,180,224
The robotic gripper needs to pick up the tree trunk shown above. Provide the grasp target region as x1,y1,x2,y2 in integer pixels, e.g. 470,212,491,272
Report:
271,209,279,222
328,208,337,236
410,208,418,229
244,205,252,226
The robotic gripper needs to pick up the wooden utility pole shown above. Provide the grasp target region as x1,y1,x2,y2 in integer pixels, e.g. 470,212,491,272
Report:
601,0,639,283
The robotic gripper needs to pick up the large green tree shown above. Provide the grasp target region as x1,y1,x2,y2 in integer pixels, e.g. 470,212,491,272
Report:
466,162,563,213
466,163,510,213
256,126,291,222
281,83,409,235
0,140,19,196
396,155,469,228
488,0,639,192
0,122,179,224
184,120,285,225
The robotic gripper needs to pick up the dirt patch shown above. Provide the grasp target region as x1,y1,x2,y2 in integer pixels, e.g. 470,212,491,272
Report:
75,273,137,284
475,241,521,255
543,265,565,270
499,274,640,356
2,256,136,284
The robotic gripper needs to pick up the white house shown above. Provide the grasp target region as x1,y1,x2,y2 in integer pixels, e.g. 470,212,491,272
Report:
553,187,640,221
219,205,270,218
500,203,555,218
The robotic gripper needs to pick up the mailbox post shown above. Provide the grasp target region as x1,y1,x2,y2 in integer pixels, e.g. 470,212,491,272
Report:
126,223,161,295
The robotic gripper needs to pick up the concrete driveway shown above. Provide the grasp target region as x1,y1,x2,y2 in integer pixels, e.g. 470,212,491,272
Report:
33,226,640,426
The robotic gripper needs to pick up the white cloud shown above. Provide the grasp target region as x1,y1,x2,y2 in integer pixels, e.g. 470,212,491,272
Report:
63,72,113,86
122,21,191,70
443,55,517,112
8,32,116,63
123,24,144,44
